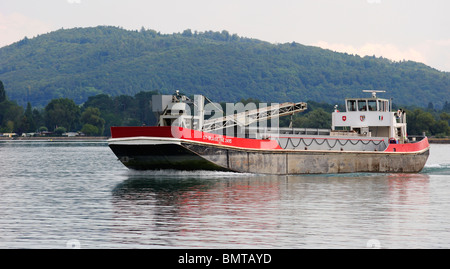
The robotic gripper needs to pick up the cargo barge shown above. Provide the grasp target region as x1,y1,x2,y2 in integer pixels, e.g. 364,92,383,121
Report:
108,91,429,174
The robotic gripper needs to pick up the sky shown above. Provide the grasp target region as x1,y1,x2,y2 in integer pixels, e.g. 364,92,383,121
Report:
1,0,449,71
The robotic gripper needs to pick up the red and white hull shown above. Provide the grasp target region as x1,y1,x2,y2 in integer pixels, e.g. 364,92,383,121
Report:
108,126,430,174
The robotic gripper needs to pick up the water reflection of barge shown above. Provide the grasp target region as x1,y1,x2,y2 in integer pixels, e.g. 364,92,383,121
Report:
108,90,429,174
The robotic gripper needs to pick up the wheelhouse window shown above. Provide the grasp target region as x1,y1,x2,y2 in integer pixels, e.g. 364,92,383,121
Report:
357,100,367,111
377,100,389,111
347,100,357,111
368,100,377,111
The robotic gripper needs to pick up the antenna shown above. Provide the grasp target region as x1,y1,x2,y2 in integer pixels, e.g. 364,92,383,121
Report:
362,90,386,98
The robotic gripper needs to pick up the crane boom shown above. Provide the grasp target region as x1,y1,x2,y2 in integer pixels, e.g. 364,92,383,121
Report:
202,102,307,132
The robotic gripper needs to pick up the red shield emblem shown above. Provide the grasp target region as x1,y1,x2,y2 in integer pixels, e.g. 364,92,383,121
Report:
360,115,365,121
342,116,347,121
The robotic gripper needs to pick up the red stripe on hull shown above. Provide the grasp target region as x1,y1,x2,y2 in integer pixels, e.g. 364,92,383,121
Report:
384,137,429,153
110,126,282,150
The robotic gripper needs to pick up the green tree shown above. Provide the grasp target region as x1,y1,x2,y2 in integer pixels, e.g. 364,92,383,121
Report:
443,101,450,113
134,91,158,125
81,123,99,136
440,112,450,123
45,98,80,131
415,111,435,135
81,107,105,136
0,80,6,103
293,108,331,129
32,108,44,129
19,102,36,133
0,81,30,134
431,120,450,136
0,100,24,133
83,94,114,111
54,126,67,136
4,121,14,133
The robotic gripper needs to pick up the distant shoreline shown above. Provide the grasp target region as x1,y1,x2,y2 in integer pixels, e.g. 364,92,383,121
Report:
428,138,450,144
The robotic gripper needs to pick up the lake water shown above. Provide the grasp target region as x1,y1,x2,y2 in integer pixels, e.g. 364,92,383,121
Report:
0,141,449,249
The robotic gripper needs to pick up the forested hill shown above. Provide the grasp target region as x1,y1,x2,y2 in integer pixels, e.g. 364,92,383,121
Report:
0,26,449,108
